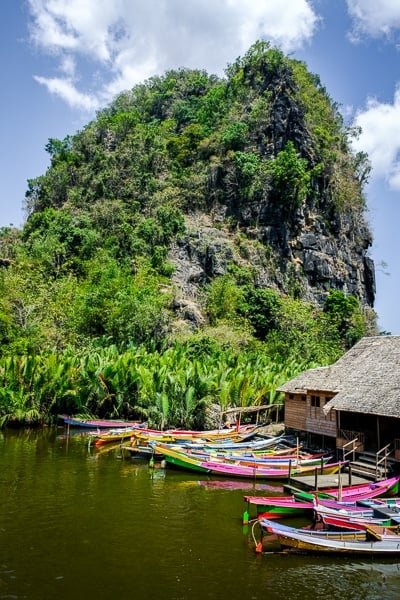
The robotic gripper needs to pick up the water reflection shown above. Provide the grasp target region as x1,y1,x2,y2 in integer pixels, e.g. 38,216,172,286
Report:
198,479,282,492
257,556,400,600
1,430,400,600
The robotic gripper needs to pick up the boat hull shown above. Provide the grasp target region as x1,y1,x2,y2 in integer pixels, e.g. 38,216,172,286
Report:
257,503,314,519
200,460,342,479
260,519,400,555
60,415,140,429
163,452,210,473
158,444,342,480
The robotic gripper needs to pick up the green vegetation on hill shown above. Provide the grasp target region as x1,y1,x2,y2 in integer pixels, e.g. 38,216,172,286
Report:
0,42,375,427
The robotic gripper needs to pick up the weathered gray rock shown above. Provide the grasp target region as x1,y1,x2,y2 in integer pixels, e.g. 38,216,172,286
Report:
167,65,375,323
169,200,374,323
172,297,205,329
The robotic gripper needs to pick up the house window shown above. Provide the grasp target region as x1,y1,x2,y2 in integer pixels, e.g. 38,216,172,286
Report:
301,395,306,401
311,395,320,408
289,394,294,400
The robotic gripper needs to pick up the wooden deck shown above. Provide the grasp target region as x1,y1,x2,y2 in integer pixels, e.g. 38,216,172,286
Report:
283,472,372,493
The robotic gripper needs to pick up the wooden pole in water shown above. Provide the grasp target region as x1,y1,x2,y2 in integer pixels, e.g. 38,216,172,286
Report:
314,467,318,491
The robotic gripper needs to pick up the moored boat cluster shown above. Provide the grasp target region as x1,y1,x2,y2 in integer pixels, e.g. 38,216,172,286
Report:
246,476,400,555
59,415,400,555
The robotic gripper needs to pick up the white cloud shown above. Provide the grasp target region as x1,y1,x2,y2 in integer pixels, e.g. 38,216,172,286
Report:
59,56,76,77
28,0,121,60
27,0,319,110
352,87,400,189
346,0,400,41
34,76,99,111
233,1,318,53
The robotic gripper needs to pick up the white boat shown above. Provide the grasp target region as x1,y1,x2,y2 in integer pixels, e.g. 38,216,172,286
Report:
260,518,400,555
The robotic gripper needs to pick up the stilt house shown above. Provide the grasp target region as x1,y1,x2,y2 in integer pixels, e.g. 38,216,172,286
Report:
278,336,400,463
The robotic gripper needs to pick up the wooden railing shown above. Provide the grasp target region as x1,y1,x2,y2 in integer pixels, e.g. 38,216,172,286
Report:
338,429,365,444
376,442,395,479
338,429,365,461
341,437,362,462
220,403,284,427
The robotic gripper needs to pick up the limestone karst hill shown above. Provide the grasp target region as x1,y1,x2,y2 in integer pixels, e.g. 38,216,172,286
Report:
0,41,375,359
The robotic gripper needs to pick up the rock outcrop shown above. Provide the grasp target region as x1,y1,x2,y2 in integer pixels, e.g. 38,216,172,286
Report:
170,204,374,320
166,47,375,322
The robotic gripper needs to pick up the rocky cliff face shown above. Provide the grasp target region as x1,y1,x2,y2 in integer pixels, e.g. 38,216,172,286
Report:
168,48,375,322
170,203,375,326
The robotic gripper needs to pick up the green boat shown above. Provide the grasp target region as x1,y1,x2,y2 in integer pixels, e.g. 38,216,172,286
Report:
155,444,211,473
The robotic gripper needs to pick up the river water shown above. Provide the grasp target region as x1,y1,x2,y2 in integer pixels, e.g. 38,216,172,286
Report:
1,429,400,600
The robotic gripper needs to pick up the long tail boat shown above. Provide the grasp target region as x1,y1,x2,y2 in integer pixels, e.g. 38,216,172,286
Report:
313,496,400,521
130,430,276,448
129,432,253,446
59,415,142,429
174,444,302,457
216,461,341,479
259,518,400,555
244,497,315,520
94,424,260,447
199,458,342,479
321,514,396,530
155,443,343,479
317,474,400,500
92,427,139,446
160,447,332,468
174,435,284,450
125,436,309,461
243,475,400,521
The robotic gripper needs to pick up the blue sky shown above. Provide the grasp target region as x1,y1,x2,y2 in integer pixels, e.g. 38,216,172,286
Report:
2,0,400,333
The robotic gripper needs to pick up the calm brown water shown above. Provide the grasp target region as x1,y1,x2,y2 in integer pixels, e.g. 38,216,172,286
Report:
1,429,400,600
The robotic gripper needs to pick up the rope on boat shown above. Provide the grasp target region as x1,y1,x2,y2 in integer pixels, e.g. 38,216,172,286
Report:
251,520,263,553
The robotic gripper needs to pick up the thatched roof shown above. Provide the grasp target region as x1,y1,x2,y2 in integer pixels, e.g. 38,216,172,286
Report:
278,336,400,419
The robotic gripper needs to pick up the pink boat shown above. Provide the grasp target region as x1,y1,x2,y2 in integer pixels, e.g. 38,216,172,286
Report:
59,415,142,429
243,475,400,520
199,459,343,480
323,475,400,501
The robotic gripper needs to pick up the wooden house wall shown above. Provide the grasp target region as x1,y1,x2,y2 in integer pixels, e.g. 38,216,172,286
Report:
305,405,336,437
284,394,307,430
284,391,336,438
